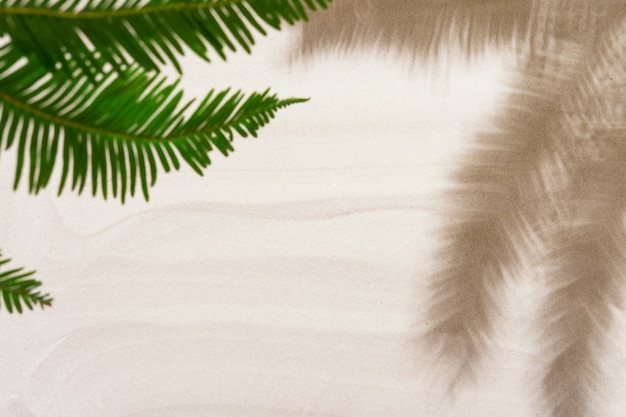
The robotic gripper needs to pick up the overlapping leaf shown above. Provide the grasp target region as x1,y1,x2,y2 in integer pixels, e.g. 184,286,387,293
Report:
0,0,330,77
0,42,307,202
0,252,52,313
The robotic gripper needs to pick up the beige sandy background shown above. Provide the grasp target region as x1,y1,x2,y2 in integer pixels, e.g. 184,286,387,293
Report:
2,25,626,416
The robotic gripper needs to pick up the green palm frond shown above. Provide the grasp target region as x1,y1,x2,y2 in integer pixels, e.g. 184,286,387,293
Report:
0,0,330,76
0,252,52,313
0,42,306,202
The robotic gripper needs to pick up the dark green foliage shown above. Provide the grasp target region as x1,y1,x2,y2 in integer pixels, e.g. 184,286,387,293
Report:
0,43,307,202
0,252,52,313
0,0,330,76
0,0,328,313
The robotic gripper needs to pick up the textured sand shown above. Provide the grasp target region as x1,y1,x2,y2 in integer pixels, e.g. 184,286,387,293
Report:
3,26,626,417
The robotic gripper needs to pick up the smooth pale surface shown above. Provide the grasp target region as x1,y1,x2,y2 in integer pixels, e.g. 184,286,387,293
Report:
2,25,625,417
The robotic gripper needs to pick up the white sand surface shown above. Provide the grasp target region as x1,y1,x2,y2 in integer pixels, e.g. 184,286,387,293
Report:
2,25,626,417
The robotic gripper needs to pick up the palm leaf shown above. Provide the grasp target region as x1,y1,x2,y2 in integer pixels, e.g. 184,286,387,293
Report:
0,251,52,313
295,0,531,62
0,0,330,77
0,43,306,202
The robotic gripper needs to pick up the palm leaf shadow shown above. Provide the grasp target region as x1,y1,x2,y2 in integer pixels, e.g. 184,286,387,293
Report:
535,19,626,415
294,1,626,416
295,0,531,62
419,62,581,391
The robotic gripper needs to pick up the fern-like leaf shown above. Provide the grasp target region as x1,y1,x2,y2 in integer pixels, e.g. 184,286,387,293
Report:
0,43,307,202
0,0,330,76
0,251,52,313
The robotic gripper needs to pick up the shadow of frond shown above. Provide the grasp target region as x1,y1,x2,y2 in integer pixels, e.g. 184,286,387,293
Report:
294,1,626,415
296,0,531,63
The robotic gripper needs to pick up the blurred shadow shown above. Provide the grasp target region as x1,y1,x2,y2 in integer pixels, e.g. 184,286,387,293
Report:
295,2,626,416
297,0,530,62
